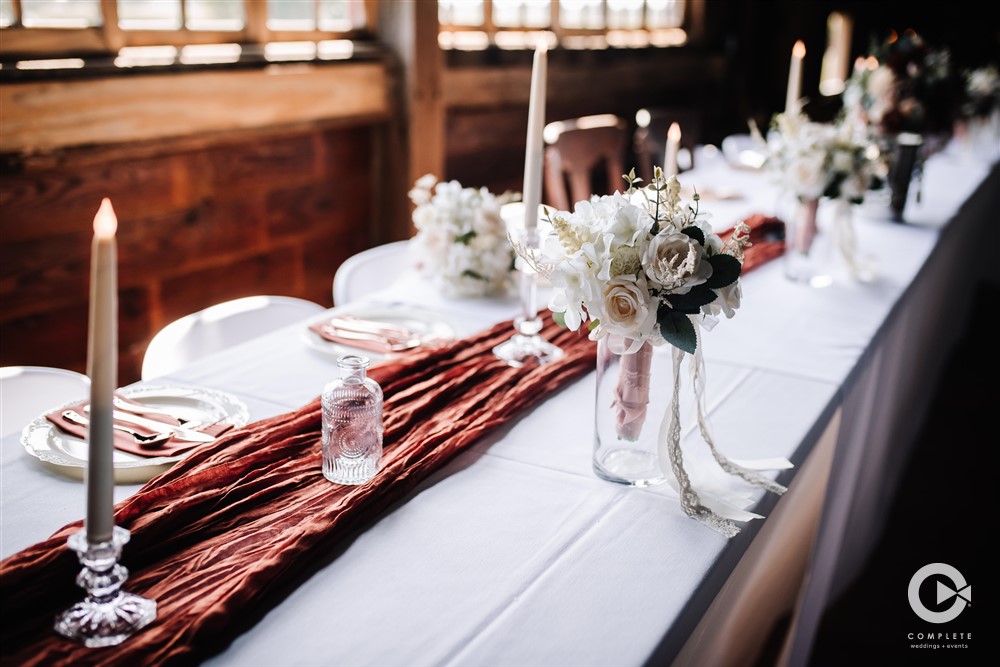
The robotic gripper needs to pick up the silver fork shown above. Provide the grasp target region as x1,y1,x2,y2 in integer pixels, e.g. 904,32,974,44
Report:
62,410,172,446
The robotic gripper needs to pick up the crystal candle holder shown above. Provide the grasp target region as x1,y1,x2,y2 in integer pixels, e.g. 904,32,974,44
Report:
54,526,156,647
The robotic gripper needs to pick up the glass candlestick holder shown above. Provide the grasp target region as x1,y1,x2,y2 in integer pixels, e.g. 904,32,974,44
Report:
493,228,564,367
54,526,157,647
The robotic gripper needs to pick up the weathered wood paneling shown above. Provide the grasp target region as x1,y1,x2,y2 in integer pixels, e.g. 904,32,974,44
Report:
0,124,374,384
0,62,389,154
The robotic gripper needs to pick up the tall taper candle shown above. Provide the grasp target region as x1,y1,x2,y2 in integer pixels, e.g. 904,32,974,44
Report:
522,39,548,231
664,122,681,178
86,198,118,544
786,40,806,113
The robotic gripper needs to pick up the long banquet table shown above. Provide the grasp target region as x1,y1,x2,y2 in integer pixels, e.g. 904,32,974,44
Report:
1,144,996,666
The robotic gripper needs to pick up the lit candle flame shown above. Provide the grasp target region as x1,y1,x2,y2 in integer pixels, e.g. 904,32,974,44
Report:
887,30,898,44
668,122,681,142
792,40,806,59
93,198,118,238
865,55,879,71
854,56,865,71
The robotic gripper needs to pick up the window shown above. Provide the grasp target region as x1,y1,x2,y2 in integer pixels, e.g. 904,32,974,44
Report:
0,0,370,60
438,0,688,50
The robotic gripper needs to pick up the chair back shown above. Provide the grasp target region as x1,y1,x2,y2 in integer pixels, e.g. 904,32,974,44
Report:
332,240,411,307
141,296,325,380
1,366,91,437
543,114,628,211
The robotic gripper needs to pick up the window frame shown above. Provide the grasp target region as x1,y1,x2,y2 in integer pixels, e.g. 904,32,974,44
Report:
438,0,693,47
0,0,376,59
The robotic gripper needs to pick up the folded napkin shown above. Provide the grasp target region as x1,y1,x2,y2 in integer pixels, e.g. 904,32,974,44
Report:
308,315,443,354
44,394,233,458
722,213,785,273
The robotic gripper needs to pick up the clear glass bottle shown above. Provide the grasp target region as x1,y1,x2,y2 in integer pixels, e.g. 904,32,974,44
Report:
321,355,383,485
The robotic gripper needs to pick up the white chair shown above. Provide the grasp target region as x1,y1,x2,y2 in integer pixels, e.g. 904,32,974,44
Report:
0,366,91,438
332,240,411,307
141,295,325,380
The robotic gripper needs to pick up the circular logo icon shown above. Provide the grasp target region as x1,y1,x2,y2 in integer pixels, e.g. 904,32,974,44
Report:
908,563,971,624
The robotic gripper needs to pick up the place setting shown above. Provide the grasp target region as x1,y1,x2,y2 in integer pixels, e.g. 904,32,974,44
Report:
302,306,457,359
22,384,250,484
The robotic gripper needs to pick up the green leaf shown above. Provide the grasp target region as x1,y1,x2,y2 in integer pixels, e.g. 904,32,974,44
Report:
552,311,567,328
657,304,697,354
665,285,717,314
680,226,705,246
461,269,485,280
455,230,477,245
705,254,742,288
587,318,600,331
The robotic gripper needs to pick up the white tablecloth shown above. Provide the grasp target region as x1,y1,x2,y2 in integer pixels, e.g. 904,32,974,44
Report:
1,145,994,666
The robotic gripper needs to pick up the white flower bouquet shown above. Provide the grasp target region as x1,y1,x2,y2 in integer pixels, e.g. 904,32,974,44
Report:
408,175,518,297
765,111,876,204
537,169,750,356
515,169,788,537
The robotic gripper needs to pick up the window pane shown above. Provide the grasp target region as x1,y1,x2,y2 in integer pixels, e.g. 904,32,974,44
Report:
0,0,14,27
268,0,315,31
607,0,643,29
494,0,550,29
117,0,182,30
186,0,243,31
559,0,604,29
439,0,483,26
318,0,362,31
22,0,101,28
646,0,683,29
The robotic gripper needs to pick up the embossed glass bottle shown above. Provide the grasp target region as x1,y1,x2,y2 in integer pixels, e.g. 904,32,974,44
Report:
322,355,383,485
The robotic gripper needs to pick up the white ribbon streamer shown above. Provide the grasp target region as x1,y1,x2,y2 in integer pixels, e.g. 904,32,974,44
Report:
655,323,792,537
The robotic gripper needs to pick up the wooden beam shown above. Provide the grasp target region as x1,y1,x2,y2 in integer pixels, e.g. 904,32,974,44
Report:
377,0,445,240
0,61,389,154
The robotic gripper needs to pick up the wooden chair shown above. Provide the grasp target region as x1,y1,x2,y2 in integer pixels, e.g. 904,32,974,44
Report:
633,107,703,183
543,114,628,211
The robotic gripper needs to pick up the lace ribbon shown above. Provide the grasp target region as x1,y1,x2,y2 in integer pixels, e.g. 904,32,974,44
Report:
656,325,792,537
831,199,877,281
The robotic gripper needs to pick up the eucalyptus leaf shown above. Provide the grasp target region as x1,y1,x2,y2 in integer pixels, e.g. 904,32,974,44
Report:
657,304,697,354
705,254,741,288
552,311,567,328
681,226,706,246
665,285,717,314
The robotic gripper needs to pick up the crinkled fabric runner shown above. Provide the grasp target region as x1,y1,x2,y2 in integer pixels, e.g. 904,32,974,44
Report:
0,215,784,667
0,318,592,666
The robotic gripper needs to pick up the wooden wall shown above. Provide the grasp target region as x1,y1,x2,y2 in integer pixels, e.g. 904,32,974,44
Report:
0,124,375,384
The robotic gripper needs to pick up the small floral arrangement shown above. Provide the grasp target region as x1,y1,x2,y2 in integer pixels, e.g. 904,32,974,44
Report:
765,111,876,204
408,175,518,297
843,31,954,136
522,168,749,355
962,65,1000,118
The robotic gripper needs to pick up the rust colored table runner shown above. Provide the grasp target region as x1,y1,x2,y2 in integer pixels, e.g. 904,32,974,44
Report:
0,214,783,667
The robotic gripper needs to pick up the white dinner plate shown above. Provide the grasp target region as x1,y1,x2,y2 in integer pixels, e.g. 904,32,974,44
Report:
20,384,250,484
302,305,456,360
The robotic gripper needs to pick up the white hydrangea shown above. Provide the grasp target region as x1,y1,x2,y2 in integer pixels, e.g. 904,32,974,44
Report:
408,176,517,297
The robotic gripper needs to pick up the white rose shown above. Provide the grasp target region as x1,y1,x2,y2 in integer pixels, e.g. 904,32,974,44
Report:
642,233,713,294
832,150,854,173
600,275,656,340
789,154,827,199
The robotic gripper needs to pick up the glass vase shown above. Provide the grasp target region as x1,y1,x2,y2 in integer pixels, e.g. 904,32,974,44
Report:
782,195,833,288
593,337,669,487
